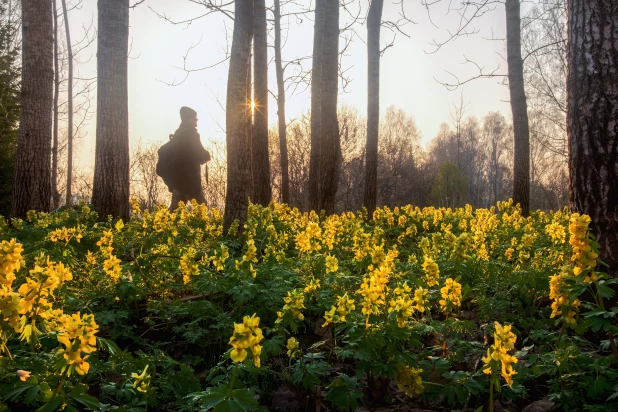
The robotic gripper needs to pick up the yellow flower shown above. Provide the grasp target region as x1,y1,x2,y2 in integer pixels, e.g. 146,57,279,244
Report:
286,337,300,358
325,255,338,273
103,255,122,281
229,314,263,367
395,364,424,396
422,256,439,287
482,322,518,387
131,365,151,393
439,278,462,313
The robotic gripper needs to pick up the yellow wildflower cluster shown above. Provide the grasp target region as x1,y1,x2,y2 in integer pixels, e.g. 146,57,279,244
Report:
56,312,99,375
211,244,229,271
243,238,258,263
229,314,263,367
304,277,321,293
96,229,115,255
395,364,424,396
286,337,300,358
130,197,141,215
0,239,24,332
19,255,73,316
412,287,429,313
48,226,84,244
131,365,151,393
295,221,322,254
548,266,580,324
421,256,439,287
439,278,462,313
276,289,306,324
388,283,414,328
545,221,566,244
180,248,199,284
103,255,123,282
482,322,518,387
323,293,356,327
325,255,338,273
1,239,24,286
569,213,598,282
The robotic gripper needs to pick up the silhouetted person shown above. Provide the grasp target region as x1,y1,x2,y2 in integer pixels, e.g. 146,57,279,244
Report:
167,106,211,210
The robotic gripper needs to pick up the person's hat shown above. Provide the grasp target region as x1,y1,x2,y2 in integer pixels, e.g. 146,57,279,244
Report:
180,106,197,121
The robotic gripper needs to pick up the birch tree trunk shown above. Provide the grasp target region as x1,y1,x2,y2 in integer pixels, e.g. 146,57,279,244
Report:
274,0,289,205
11,0,53,218
308,0,324,211
252,0,271,206
61,0,73,209
223,0,254,234
318,0,340,215
567,0,618,275
363,0,383,219
92,0,130,220
52,0,61,210
505,0,531,216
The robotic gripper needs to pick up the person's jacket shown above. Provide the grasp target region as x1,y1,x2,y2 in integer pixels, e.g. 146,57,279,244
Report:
167,122,210,198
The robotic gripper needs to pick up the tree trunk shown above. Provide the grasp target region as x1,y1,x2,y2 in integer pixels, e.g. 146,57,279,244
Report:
251,0,271,206
308,0,324,211
363,0,383,219
274,0,289,205
567,0,618,276
11,0,53,218
61,0,73,210
51,0,60,210
223,0,254,234
92,0,130,221
506,0,531,216
318,0,340,215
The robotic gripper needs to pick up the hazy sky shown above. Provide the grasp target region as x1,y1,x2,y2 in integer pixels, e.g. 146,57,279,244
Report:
68,0,519,168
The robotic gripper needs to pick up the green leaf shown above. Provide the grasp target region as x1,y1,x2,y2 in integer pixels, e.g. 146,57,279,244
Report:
37,397,63,412
97,337,122,355
596,282,615,299
4,384,37,402
71,393,103,411
25,385,40,405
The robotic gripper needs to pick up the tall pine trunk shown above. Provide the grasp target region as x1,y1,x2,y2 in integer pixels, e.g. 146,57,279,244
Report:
505,0,530,216
567,0,618,275
92,0,130,220
308,0,324,211
252,0,271,206
274,0,289,205
11,0,53,218
318,0,340,215
363,0,383,219
61,0,73,209
223,0,254,234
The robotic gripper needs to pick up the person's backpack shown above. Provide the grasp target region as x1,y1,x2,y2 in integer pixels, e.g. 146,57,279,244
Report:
156,134,177,189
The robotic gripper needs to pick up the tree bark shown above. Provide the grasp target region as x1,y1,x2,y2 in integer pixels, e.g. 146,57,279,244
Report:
363,0,383,219
11,0,53,218
318,0,340,215
567,0,618,276
92,0,129,220
51,0,60,210
251,0,271,206
308,0,324,211
223,0,254,234
506,0,531,216
61,0,73,210
274,0,289,205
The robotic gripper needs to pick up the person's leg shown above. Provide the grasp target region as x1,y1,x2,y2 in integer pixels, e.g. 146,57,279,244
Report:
170,190,192,210
170,189,181,210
